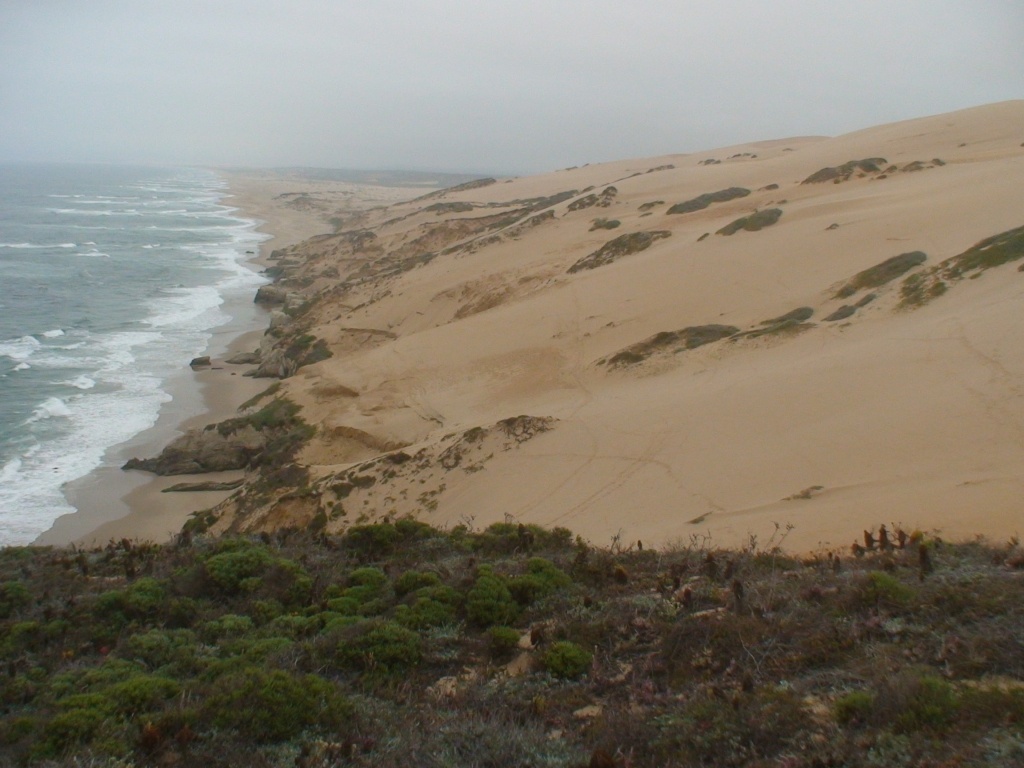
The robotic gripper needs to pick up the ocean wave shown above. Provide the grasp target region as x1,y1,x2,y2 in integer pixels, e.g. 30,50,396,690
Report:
145,284,224,329
0,335,42,361
29,397,72,422
49,208,141,216
13,362,30,372
0,166,271,544
41,329,65,338
0,457,22,484
67,375,96,389
0,242,77,249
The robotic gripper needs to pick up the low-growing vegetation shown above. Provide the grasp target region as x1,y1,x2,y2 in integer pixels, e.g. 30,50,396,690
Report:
589,218,621,231
901,224,1024,308
666,187,750,215
802,158,888,184
716,208,783,235
599,325,739,367
835,251,927,299
567,230,671,273
1,522,1023,766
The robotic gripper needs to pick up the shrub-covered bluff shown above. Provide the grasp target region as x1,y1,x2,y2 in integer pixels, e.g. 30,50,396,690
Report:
2,521,1024,766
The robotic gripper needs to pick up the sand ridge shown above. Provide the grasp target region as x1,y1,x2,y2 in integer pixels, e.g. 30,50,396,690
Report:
64,101,1024,553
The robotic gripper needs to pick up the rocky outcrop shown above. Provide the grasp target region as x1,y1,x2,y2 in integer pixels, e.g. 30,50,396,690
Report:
254,285,289,305
123,425,266,475
252,345,299,379
225,350,261,365
162,479,246,492
189,356,211,368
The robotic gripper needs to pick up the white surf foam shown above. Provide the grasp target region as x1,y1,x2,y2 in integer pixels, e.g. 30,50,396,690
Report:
0,242,77,249
29,397,72,422
0,335,42,361
0,168,270,545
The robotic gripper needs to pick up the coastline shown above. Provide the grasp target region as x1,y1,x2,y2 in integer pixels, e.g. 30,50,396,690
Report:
34,171,343,546
35,169,427,546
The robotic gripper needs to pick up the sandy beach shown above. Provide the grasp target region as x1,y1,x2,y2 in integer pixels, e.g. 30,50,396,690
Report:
35,170,418,546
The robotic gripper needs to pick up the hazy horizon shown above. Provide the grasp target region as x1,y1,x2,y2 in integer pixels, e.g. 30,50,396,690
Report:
2,1,1021,175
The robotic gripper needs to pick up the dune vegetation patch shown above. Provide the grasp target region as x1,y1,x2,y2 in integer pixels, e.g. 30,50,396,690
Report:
900,224,1024,308
716,208,783,236
567,230,672,273
733,307,815,340
423,201,475,214
589,218,621,231
567,186,618,213
824,305,857,322
801,158,887,184
666,187,750,215
599,324,739,367
835,251,927,299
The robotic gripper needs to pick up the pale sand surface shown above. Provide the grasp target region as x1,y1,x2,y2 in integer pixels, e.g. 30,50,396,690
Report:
36,171,424,546
245,101,1024,554
43,102,1024,553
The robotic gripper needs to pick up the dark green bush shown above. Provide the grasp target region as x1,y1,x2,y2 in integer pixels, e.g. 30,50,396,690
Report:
203,668,350,742
509,557,572,605
122,628,200,672
395,569,442,596
542,640,592,679
488,626,521,659
344,523,401,557
0,580,31,619
203,544,274,593
466,570,518,627
835,690,876,725
337,620,423,674
395,596,457,629
857,571,914,608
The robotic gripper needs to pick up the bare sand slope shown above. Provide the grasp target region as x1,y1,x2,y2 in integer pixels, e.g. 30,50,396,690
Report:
171,102,1024,552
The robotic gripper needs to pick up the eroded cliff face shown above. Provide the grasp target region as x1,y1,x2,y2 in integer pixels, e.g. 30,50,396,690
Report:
143,102,1024,550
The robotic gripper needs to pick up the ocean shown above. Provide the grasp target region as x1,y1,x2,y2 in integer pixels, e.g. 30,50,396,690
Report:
0,163,267,546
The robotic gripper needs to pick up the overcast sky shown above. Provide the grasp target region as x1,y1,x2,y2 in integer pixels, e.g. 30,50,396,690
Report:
1,1,1021,174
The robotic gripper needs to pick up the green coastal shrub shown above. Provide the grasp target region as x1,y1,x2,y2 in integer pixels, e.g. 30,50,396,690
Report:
344,523,401,557
203,544,274,593
395,596,457,629
0,581,32,619
835,690,876,725
857,571,914,608
337,620,423,674
467,569,518,627
509,557,572,605
395,569,442,596
542,641,592,679
488,626,521,659
122,628,200,672
204,668,350,742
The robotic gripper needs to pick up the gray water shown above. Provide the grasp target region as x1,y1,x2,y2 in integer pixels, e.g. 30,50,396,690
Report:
0,163,266,545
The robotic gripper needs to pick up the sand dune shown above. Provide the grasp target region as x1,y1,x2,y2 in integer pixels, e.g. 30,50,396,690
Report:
128,102,1024,553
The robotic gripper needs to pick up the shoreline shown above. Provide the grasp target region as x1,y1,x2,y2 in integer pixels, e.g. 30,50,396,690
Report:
34,172,340,546
35,169,421,547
